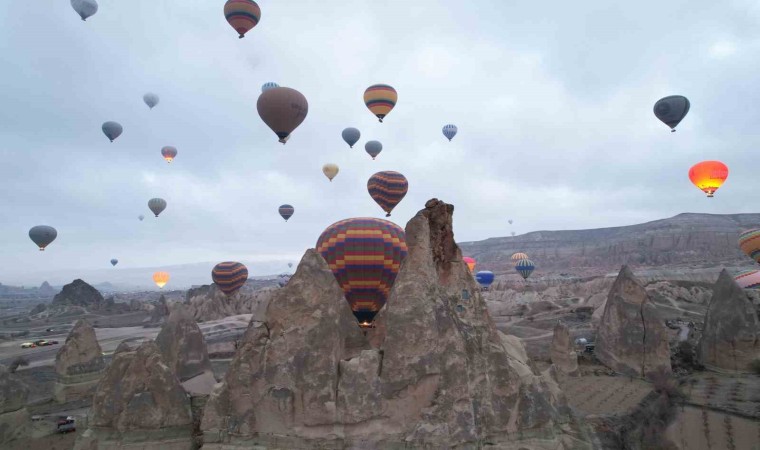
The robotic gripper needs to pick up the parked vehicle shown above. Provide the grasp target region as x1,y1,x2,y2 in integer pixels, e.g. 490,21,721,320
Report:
56,417,76,434
20,342,36,348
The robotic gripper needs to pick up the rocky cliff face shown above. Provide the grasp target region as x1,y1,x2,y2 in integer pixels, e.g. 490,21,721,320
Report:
54,318,105,403
0,364,30,445
200,199,591,449
38,281,57,297
460,213,760,276
551,321,578,375
698,270,760,372
52,279,104,308
74,341,194,450
183,283,273,322
596,266,672,378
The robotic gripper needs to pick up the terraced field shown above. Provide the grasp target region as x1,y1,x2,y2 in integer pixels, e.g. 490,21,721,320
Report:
561,374,653,416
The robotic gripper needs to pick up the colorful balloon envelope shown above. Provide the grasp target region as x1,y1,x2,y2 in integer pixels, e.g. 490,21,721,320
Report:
442,124,458,141
29,225,57,251
257,87,308,144
342,127,360,148
161,146,177,163
364,84,397,122
475,270,494,287
110,259,118,266
515,259,535,279
323,164,339,181
261,82,279,93
148,198,167,217
102,121,122,142
153,271,170,289
653,95,690,132
317,218,408,328
278,204,294,221
367,171,408,217
511,252,528,260
224,0,261,38
463,257,476,272
212,262,249,296
739,229,760,264
365,140,383,159
735,270,760,289
143,93,159,109
688,161,728,197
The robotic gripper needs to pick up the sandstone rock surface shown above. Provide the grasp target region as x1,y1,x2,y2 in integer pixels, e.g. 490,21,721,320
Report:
183,284,273,322
698,269,760,372
596,266,672,378
52,279,104,308
551,321,578,375
0,364,30,445
54,318,105,403
201,199,591,449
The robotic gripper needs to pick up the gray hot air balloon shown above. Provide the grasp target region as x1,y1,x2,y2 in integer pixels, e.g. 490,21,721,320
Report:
71,0,98,21
29,225,57,251
653,95,690,132
148,198,167,217
365,140,383,160
138,214,145,221
342,127,361,148
102,121,123,142
110,259,118,266
143,93,160,109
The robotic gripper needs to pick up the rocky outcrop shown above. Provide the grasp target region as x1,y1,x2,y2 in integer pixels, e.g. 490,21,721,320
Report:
53,319,105,403
155,305,215,395
144,295,170,327
38,281,57,296
0,365,30,445
596,266,672,378
201,199,592,449
698,269,760,372
52,279,104,308
183,284,273,322
551,321,578,375
73,342,193,450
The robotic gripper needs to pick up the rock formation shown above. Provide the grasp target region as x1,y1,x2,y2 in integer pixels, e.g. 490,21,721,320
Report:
38,280,57,296
144,295,170,327
52,279,104,308
183,284,273,322
698,269,760,372
201,199,591,449
596,266,672,378
53,318,106,403
73,342,194,450
551,321,578,375
0,365,30,445
155,305,215,395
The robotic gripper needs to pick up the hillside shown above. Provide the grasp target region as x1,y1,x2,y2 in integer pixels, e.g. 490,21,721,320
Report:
460,213,760,277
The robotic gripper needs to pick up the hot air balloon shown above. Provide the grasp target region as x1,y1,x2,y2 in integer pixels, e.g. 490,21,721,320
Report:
288,262,293,268
515,259,535,280
653,95,690,132
29,226,57,251
342,127,360,148
277,274,291,288
508,219,513,225
367,171,408,217
278,204,294,221
317,217,408,328
143,93,159,109
110,259,118,266
735,270,760,289
261,82,279,93
442,124,458,141
475,270,494,289
364,84,397,122
257,87,308,144
688,161,728,197
365,141,383,160
102,121,122,142
153,272,170,289
148,198,167,217
323,164,339,182
71,0,98,21
463,257,476,272
161,146,177,163
739,229,760,264
511,231,516,237
224,0,261,38
511,252,528,260
138,215,145,221
212,262,249,296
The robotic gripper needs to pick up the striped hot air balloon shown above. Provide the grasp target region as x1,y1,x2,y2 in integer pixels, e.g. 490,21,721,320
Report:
442,124,458,141
735,270,760,289
515,259,535,280
511,252,529,260
212,262,249,296
463,257,476,272
475,270,494,289
224,0,260,38
317,218,407,328
364,84,397,122
153,272,170,289
278,204,294,221
739,229,760,264
367,171,408,217
261,82,279,93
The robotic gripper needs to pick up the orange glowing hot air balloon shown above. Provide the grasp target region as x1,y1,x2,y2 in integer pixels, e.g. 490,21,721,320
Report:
153,271,170,289
463,257,476,272
688,161,728,197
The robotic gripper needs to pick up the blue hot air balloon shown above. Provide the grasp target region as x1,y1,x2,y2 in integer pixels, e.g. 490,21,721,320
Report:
515,259,535,280
475,270,494,290
442,124,458,141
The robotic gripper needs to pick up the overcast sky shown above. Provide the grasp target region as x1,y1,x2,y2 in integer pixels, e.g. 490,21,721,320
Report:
1,0,759,284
